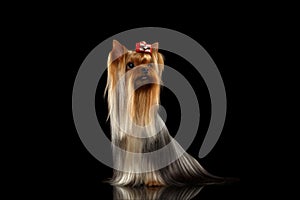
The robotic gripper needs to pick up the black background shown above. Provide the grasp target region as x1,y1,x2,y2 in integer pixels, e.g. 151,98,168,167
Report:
41,22,254,198
7,4,291,197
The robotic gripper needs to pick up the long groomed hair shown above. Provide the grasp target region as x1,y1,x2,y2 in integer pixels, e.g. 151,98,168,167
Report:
105,40,224,186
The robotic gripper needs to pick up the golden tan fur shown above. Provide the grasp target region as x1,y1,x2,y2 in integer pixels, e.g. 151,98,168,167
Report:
105,40,224,187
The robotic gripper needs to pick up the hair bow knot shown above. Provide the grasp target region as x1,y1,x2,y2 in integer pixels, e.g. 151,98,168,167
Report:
136,41,152,53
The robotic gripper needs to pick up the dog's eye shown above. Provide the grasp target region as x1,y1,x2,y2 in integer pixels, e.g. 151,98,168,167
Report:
126,62,135,69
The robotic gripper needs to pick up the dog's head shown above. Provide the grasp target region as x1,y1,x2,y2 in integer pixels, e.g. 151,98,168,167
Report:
106,40,164,92
106,40,164,125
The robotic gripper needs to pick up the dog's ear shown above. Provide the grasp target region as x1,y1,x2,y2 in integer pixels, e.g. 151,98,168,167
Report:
151,42,164,72
111,40,128,62
152,42,159,52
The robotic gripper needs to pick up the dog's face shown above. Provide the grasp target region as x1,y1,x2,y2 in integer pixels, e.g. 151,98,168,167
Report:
106,40,164,125
107,40,164,92
125,51,162,92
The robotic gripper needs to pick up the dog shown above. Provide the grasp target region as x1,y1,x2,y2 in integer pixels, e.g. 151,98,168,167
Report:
105,40,224,187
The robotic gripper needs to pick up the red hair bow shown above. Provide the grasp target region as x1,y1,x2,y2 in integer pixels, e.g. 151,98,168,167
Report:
136,41,152,53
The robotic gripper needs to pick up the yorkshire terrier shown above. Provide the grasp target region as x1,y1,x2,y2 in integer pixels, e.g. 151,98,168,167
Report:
105,40,224,187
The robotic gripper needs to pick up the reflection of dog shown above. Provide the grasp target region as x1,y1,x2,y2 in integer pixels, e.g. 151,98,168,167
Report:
113,185,203,200
105,40,224,186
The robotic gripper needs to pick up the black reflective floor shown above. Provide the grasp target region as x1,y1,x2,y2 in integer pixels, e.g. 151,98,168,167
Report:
112,183,241,200
71,181,242,199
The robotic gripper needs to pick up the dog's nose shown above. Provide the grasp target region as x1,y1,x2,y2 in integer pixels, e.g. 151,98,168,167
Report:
141,68,148,74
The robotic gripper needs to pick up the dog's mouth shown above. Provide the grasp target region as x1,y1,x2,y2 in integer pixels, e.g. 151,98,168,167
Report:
138,75,151,81
134,75,154,88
